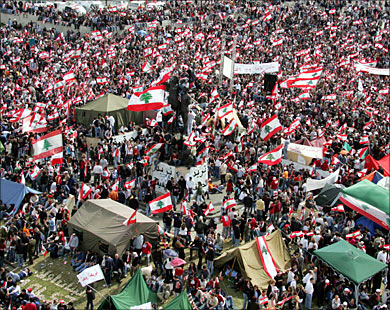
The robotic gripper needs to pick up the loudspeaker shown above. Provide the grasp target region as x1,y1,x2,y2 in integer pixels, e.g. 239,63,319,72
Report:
264,74,277,92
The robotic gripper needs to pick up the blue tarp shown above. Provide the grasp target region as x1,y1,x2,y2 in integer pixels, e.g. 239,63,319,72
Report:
0,178,41,211
355,216,382,236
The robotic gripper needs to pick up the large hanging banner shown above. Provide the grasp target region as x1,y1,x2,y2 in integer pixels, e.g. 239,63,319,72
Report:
234,62,279,74
152,162,176,193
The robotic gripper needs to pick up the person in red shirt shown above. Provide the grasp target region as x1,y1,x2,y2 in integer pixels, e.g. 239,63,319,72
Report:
220,213,231,239
270,177,279,197
141,241,152,265
188,275,200,295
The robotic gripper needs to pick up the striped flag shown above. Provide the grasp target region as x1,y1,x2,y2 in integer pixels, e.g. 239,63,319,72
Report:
145,143,163,156
222,198,237,210
346,230,361,239
204,202,214,216
150,193,173,214
124,179,136,190
122,209,137,226
222,119,237,136
331,204,345,212
32,129,63,161
258,144,283,166
260,115,282,141
256,236,278,279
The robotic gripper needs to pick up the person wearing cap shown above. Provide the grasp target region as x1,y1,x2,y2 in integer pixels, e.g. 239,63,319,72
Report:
57,299,67,310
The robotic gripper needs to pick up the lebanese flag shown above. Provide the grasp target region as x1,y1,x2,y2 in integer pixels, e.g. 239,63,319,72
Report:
357,169,368,178
19,170,25,184
222,119,237,136
358,147,369,159
290,231,305,238
360,136,369,145
363,120,373,130
236,142,243,153
122,209,137,226
218,102,233,119
260,115,282,141
258,144,283,166
336,134,348,142
32,129,63,161
340,182,389,229
50,151,63,166
259,296,269,305
150,193,173,214
96,77,108,85
22,114,47,133
145,143,163,156
247,163,257,172
127,85,166,111
63,71,76,82
41,244,48,257
267,223,275,235
79,183,93,200
222,198,237,210
124,179,136,190
256,236,278,279
346,230,361,239
30,165,41,180
210,88,219,102
331,204,345,212
204,202,214,216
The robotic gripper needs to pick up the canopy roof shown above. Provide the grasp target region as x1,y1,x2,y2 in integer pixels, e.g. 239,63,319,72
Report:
214,230,291,289
68,199,158,256
342,179,389,215
77,94,129,112
0,178,41,209
315,183,345,207
98,269,157,310
314,239,387,285
164,290,193,310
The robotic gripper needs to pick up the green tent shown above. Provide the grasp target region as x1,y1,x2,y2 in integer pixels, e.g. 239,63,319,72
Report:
75,94,143,129
98,269,157,310
339,179,390,230
314,239,387,285
164,290,193,310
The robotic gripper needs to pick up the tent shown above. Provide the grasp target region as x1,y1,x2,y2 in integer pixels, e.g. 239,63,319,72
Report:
355,217,382,236
364,154,390,176
358,171,384,184
98,269,157,310
340,179,389,230
75,94,143,129
68,199,159,256
0,178,41,210
164,290,193,310
214,230,291,289
315,183,345,207
314,240,387,285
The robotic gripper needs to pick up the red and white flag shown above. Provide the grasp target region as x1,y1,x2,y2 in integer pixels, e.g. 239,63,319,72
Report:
346,230,361,239
79,183,93,200
29,165,41,180
32,129,63,161
359,136,369,145
145,143,163,156
204,202,215,216
150,193,173,214
124,179,136,190
19,170,25,184
122,209,137,226
256,236,278,279
222,119,237,136
331,204,345,212
222,198,237,210
258,144,283,166
127,85,166,111
260,115,282,141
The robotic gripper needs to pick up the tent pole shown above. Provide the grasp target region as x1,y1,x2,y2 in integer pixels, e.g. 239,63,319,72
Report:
354,283,359,307
228,256,237,278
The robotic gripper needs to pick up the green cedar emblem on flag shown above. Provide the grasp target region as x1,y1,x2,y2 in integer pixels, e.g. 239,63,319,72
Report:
140,92,152,103
43,139,52,151
264,125,271,133
266,153,275,161
157,200,164,209
262,245,268,255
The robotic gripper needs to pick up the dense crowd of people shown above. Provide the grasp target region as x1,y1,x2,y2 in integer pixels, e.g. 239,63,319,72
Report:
0,0,389,309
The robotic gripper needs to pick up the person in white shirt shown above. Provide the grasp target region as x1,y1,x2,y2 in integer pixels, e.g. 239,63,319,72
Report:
304,278,315,310
93,163,103,185
377,249,388,264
